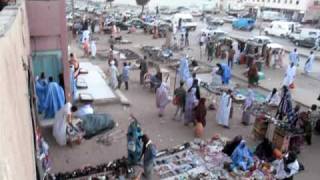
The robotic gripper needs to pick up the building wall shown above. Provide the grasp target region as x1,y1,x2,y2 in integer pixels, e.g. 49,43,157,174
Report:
0,2,36,180
242,0,312,11
26,0,70,100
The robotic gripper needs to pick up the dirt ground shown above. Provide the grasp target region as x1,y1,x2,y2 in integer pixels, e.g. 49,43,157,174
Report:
44,30,320,180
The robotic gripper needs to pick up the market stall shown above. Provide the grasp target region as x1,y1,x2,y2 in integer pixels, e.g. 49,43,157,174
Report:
154,137,275,180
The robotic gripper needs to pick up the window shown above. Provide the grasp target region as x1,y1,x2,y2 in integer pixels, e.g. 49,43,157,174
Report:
268,0,270,2
257,0,260,2
262,0,265,2
296,0,299,4
273,0,276,2
309,32,317,36
278,0,281,3
285,0,287,3
289,0,292,4
315,0,320,5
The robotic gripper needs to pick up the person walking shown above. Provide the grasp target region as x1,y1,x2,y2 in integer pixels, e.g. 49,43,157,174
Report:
172,81,186,121
199,33,206,60
241,89,255,125
216,90,233,128
119,62,130,90
304,51,315,75
228,46,235,68
185,29,189,47
140,56,148,85
312,36,320,51
109,61,119,89
283,63,297,89
184,88,199,126
156,82,170,117
207,42,214,62
140,135,157,180
289,48,300,66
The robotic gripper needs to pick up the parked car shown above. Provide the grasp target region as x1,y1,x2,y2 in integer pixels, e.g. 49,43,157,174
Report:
232,18,255,31
223,16,236,23
248,36,272,45
289,28,320,40
201,26,226,37
125,18,146,29
264,21,300,37
293,37,316,48
173,13,197,31
207,18,224,26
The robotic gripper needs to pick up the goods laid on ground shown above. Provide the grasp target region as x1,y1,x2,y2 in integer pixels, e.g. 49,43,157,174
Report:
154,137,275,180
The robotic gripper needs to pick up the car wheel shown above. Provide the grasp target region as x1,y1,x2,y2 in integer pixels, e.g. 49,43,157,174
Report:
280,34,285,38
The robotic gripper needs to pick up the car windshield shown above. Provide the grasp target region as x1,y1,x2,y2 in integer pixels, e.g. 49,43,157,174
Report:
183,19,192,23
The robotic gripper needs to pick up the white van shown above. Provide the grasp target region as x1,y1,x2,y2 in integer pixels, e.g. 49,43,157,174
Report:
289,28,320,41
264,21,300,37
173,13,197,31
261,11,285,21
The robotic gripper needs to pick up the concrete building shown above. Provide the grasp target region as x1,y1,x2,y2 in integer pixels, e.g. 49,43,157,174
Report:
223,0,319,21
0,0,69,179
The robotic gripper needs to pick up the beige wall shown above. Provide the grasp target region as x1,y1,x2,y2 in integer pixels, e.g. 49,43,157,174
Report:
0,3,36,180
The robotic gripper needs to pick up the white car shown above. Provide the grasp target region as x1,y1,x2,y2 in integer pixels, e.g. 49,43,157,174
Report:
248,36,272,45
223,16,236,23
201,26,226,37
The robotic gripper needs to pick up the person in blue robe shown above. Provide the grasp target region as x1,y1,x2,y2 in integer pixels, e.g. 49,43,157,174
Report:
44,77,65,119
231,140,254,171
35,72,48,113
178,56,190,82
217,63,231,85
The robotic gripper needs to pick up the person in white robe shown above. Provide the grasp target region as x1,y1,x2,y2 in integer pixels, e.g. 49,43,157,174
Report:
109,61,119,89
241,89,255,125
289,48,299,66
232,40,240,64
156,82,170,117
53,102,72,146
216,90,232,128
304,51,315,75
91,41,97,58
178,55,190,82
74,104,94,118
82,30,90,43
265,88,281,106
283,63,296,88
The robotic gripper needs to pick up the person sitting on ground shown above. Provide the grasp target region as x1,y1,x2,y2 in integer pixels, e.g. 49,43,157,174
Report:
265,88,281,106
230,140,254,171
223,135,243,156
273,151,300,180
255,138,275,162
72,103,94,118
140,134,157,180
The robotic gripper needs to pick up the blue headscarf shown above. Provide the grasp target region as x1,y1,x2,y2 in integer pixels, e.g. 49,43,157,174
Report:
231,140,254,171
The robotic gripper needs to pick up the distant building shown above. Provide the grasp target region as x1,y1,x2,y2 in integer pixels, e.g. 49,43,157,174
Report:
223,0,320,22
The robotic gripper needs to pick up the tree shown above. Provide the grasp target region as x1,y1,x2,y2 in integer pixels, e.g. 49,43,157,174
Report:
136,0,150,17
